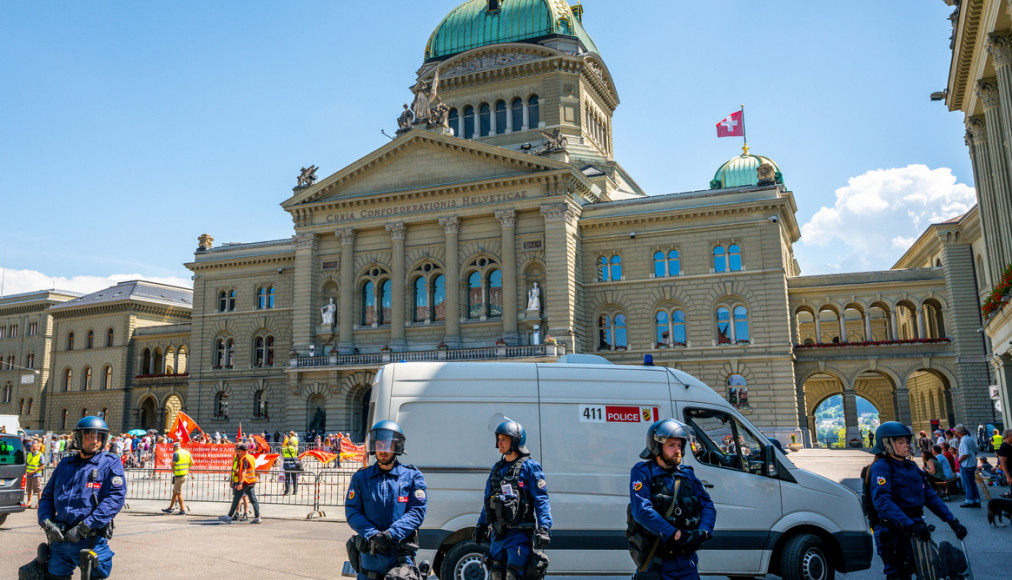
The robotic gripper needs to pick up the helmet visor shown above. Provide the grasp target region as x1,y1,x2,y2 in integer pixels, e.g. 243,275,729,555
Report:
368,429,398,454
74,428,109,452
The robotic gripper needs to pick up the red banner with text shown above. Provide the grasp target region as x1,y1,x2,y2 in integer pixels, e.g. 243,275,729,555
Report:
154,443,279,471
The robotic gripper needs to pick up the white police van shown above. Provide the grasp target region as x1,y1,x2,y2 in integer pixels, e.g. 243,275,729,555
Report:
366,359,872,580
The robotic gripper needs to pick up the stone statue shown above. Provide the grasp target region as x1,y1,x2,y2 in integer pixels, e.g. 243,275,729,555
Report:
397,104,414,130
297,165,319,188
321,298,336,325
757,161,776,186
527,282,541,311
428,101,450,127
536,129,568,155
197,233,214,252
410,79,432,122
308,406,326,435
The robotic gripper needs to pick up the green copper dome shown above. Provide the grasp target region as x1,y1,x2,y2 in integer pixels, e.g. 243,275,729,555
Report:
425,0,599,61
709,149,783,189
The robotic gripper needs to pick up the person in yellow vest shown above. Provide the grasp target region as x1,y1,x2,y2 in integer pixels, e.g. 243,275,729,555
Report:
25,440,45,508
282,431,300,495
162,441,192,515
992,429,1003,452
219,443,261,524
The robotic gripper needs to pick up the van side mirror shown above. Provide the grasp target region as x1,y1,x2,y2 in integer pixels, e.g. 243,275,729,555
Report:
765,445,778,478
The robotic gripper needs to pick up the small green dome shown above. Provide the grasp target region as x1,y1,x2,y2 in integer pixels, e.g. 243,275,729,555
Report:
425,0,599,62
709,150,783,189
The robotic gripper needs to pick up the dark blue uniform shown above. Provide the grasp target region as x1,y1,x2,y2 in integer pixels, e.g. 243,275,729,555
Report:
869,456,955,578
38,451,126,578
345,462,427,580
476,457,552,575
630,461,716,580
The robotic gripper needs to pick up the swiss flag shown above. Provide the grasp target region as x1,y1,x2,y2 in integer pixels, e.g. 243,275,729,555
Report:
170,411,199,444
716,110,744,137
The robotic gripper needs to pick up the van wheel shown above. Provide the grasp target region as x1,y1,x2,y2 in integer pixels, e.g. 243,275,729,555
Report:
780,534,834,580
0,514,6,527
440,540,489,580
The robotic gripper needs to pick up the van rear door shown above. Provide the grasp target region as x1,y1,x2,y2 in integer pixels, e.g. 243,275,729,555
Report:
536,364,672,574
0,435,26,513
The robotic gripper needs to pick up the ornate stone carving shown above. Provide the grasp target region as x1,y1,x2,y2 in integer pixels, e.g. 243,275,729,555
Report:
439,216,460,234
337,228,356,246
757,162,777,186
410,69,449,127
320,298,336,325
585,59,609,89
296,165,319,189
386,222,407,240
495,210,516,228
397,104,414,130
293,233,317,250
541,204,574,225
526,282,541,312
966,116,988,143
987,31,1012,68
197,233,214,251
976,79,1001,109
428,101,450,127
442,51,543,77
535,128,568,155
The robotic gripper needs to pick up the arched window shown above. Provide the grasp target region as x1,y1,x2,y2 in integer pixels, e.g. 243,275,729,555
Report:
27,398,33,415
610,255,622,281
82,366,92,391
361,266,391,326
6,355,13,370
266,337,274,367
153,347,164,374
868,305,891,341
102,365,112,389
267,286,275,308
25,352,34,369
165,346,175,374
467,271,483,319
716,302,750,344
598,255,622,281
653,252,666,278
228,290,236,311
485,269,502,317
254,335,274,368
106,327,114,347
218,290,228,312
61,409,68,430
99,407,108,421
362,280,376,325
528,95,540,128
713,246,726,273
655,309,687,347
495,100,507,134
226,339,234,368
381,279,393,325
177,347,188,373
2,382,10,403
448,108,459,136
668,250,680,276
81,408,87,418
716,307,731,344
598,256,609,281
257,287,267,309
414,276,428,322
18,397,24,414
254,389,269,419
86,330,94,349
214,339,225,369
511,97,523,131
466,257,500,320
464,105,475,139
479,102,491,137
728,244,742,271
734,306,750,343
141,348,151,374
598,312,627,350
728,374,750,410
67,332,74,350
433,274,446,321
63,368,73,392
215,392,229,419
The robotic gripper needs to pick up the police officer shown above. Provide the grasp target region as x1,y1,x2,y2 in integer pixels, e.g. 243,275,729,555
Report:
473,418,552,580
628,419,715,580
37,416,125,579
345,421,427,580
867,421,968,579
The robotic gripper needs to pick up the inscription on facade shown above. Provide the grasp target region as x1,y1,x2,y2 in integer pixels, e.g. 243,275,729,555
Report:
323,190,530,224
523,240,543,250
322,260,339,270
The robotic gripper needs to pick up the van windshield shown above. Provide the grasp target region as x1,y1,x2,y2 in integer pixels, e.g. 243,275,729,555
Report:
0,436,24,465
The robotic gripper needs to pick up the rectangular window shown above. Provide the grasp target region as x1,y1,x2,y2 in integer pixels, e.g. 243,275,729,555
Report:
28,322,38,336
684,408,766,476
9,325,17,338
0,326,5,339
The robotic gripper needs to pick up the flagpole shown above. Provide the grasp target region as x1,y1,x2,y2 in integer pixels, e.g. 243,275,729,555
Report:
741,104,748,155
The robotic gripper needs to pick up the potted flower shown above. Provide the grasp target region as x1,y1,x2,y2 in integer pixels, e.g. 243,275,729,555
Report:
495,338,508,356
437,341,449,350
328,347,339,365
380,344,392,363
380,344,392,352
436,341,449,359
788,433,803,452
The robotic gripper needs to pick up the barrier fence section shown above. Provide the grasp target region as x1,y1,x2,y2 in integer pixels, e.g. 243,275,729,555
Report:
37,466,359,518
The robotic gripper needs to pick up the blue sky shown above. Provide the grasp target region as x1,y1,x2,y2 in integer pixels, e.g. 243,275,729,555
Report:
0,1,973,295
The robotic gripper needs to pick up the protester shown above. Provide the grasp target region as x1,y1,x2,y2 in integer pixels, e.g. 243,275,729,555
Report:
162,441,192,515
24,440,44,509
955,425,981,508
219,443,261,524
998,429,1012,498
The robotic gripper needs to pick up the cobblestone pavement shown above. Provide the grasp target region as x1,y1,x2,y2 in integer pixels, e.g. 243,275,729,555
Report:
2,449,1008,579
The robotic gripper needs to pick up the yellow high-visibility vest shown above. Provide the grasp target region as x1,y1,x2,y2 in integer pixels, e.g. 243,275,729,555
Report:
282,437,299,458
173,448,193,477
26,451,44,474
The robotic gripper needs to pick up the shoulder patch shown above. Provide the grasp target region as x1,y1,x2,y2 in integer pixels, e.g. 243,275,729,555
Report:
537,478,547,489
633,481,643,491
876,476,887,486
111,476,123,487
414,489,426,500
348,489,355,500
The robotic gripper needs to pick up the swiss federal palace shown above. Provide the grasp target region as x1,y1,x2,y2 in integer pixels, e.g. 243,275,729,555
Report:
3,0,1012,446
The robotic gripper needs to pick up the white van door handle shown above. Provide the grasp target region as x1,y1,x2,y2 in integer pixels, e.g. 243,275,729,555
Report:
700,480,714,489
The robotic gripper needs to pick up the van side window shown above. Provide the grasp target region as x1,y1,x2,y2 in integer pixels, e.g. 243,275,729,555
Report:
684,408,766,476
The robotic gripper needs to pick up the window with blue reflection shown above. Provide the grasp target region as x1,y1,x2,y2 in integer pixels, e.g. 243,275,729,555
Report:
610,255,622,281
414,277,428,322
488,269,503,317
713,246,726,273
729,244,741,271
479,103,491,137
655,311,668,344
734,306,749,343
654,252,666,277
433,275,446,321
495,101,506,134
468,272,483,319
363,281,375,325
716,307,731,343
668,250,680,276
380,280,392,324
614,314,627,347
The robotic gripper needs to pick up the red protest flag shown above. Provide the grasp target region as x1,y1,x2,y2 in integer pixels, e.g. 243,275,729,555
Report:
169,411,201,444
716,110,744,137
252,434,270,453
237,422,243,441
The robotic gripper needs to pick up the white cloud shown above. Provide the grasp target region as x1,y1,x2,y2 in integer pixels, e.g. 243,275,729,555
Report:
0,268,191,298
797,165,975,274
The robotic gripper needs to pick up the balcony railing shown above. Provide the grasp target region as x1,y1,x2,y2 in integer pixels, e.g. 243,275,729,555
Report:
793,338,950,350
290,344,565,369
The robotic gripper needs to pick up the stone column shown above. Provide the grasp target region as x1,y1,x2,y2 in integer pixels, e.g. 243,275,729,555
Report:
976,79,1012,278
996,356,1012,431
894,387,912,426
337,229,356,354
439,217,462,348
838,315,847,343
490,107,497,135
985,32,1012,271
522,101,530,131
541,202,581,349
842,389,861,446
506,105,513,133
292,233,318,353
496,210,519,343
814,316,822,344
965,119,1003,281
915,309,924,340
889,311,898,341
864,314,872,341
387,223,407,351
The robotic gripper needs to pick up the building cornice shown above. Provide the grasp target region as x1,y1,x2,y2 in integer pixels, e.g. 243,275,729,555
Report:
949,0,986,111
186,252,295,272
49,301,191,320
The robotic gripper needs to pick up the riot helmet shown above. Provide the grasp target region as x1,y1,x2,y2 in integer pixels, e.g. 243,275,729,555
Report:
73,416,110,455
640,418,695,460
494,418,529,456
871,421,913,457
368,420,406,456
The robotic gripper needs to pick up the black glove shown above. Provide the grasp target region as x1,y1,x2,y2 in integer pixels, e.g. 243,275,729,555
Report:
678,530,711,553
63,521,91,544
532,528,551,549
949,519,968,540
42,519,64,544
472,525,489,544
371,531,396,553
908,521,932,542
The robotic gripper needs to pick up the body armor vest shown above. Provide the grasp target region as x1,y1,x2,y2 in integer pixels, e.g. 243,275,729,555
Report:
485,457,535,534
650,472,701,531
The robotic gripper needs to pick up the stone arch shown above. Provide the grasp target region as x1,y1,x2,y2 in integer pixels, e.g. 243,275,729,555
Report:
347,381,374,442
339,371,375,396
901,364,957,429
702,280,757,307
405,254,446,281
459,244,503,271
921,297,947,339
163,393,183,432
138,394,158,431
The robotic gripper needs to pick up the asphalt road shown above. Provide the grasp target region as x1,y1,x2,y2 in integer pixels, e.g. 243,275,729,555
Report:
2,449,1009,579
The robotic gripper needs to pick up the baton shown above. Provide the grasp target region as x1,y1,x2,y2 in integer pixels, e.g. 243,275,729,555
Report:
961,539,974,579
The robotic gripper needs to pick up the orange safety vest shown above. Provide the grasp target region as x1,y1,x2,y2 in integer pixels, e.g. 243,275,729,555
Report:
231,453,258,485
